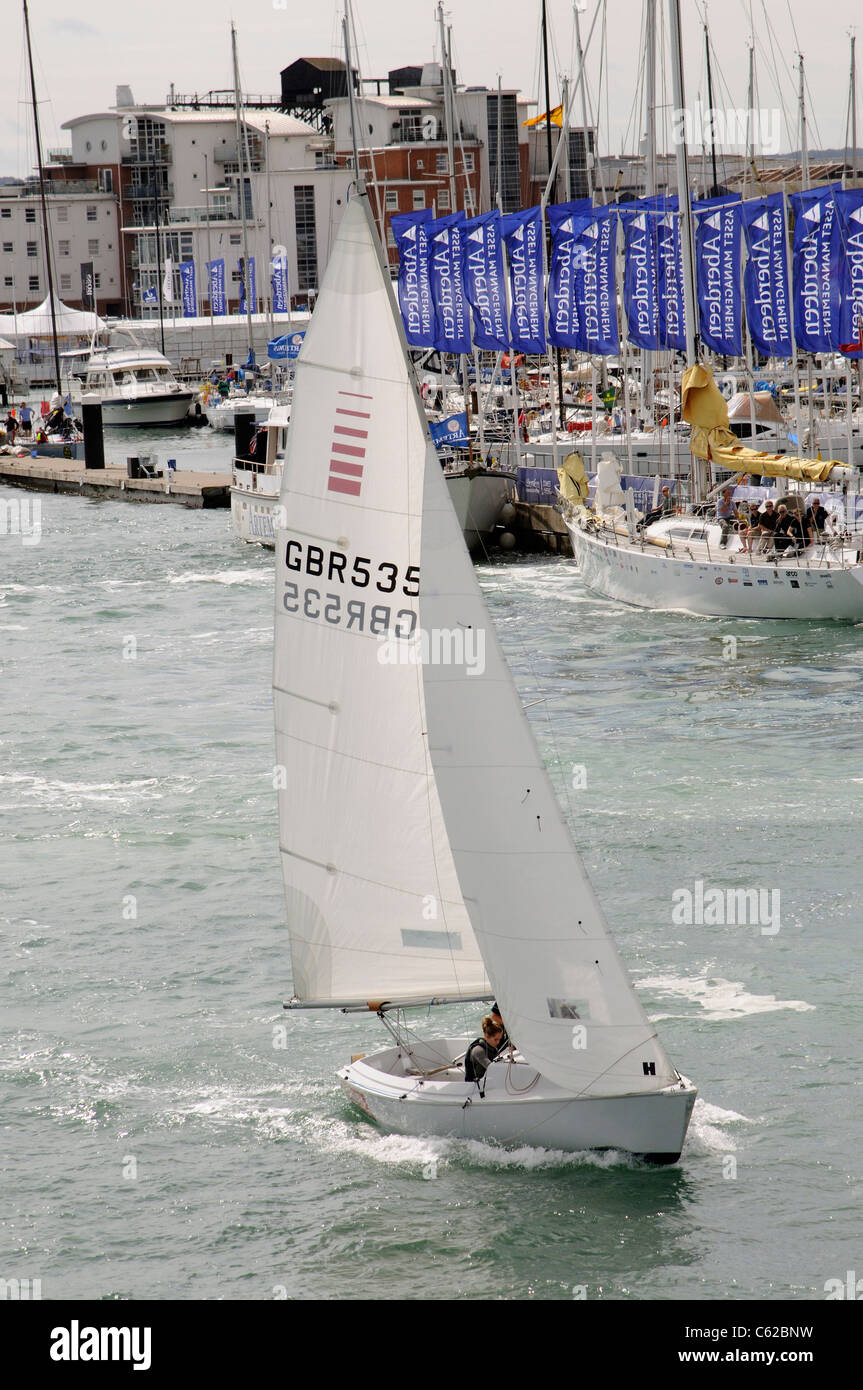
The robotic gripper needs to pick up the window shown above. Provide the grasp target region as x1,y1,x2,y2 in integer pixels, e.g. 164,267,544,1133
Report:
88,239,99,256
58,240,70,256
25,207,36,222
386,226,396,248
26,241,38,257
86,205,97,221
463,152,475,173
60,273,72,291
294,185,318,292
94,273,101,289
437,188,450,210
28,275,39,291
56,206,69,222
0,208,10,219
385,189,399,212
4,276,13,287
412,190,425,210
2,241,12,253
435,153,448,174
98,168,113,194
229,233,242,245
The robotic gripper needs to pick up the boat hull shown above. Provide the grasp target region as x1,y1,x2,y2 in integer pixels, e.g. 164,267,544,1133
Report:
444,469,516,551
339,1039,696,1163
567,519,863,619
99,393,195,427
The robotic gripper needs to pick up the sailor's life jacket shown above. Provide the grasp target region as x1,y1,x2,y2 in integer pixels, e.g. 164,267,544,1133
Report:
464,1037,497,1083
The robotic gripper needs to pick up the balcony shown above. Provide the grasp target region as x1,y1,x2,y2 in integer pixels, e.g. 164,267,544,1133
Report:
167,205,238,224
127,183,174,200
121,145,172,166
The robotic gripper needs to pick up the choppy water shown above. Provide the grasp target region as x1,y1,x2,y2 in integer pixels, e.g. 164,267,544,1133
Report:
2,426,862,1300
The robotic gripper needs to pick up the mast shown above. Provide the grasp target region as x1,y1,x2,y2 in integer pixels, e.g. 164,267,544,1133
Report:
151,152,166,357
265,120,274,341
703,19,719,198
231,22,254,356
643,0,657,418
799,53,810,189
343,6,362,189
203,153,215,363
540,0,566,433
22,0,60,393
852,34,859,189
668,0,698,364
573,2,593,201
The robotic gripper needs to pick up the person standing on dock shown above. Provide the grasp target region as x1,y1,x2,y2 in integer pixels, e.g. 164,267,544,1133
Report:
4,408,17,444
19,404,32,437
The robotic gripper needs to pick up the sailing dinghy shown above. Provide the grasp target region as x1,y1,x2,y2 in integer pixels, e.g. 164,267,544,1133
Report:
274,193,696,1163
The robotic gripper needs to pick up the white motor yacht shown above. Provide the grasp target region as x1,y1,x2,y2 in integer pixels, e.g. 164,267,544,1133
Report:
75,346,194,427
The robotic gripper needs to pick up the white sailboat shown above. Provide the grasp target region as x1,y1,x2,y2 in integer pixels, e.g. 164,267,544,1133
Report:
274,192,696,1164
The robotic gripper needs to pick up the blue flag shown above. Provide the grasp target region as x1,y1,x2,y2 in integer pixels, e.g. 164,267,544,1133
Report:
207,258,226,316
271,250,289,314
427,212,472,355
693,198,742,356
429,412,469,448
620,206,661,350
655,204,687,351
835,190,863,357
239,256,256,315
179,259,196,318
790,186,842,354
547,202,619,355
392,210,435,349
461,212,509,350
742,194,793,359
501,206,546,354
141,286,158,305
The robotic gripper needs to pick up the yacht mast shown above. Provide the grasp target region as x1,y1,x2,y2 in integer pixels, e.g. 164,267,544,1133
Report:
667,0,698,364
231,23,254,357
22,0,61,393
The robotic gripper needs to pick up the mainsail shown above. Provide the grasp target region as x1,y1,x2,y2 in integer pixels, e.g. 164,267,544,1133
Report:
273,197,488,1005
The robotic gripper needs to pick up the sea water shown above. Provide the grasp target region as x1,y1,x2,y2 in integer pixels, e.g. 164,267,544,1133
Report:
2,428,862,1300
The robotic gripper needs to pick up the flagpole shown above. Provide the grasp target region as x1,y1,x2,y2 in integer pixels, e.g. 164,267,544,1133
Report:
151,152,166,357
204,153,215,367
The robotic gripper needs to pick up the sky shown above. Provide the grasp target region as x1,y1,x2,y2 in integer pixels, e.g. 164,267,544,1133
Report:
3,0,861,180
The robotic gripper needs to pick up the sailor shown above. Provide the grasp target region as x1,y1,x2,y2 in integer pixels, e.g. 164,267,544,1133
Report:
805,496,829,539
464,1015,505,1083
716,487,736,547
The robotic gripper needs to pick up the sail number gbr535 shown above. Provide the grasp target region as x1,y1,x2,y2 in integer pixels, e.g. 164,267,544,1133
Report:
281,539,420,635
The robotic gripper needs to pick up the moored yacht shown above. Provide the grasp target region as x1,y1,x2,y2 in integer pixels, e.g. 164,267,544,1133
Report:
75,345,195,427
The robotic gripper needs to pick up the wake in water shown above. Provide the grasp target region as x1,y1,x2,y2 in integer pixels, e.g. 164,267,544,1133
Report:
640,972,815,1021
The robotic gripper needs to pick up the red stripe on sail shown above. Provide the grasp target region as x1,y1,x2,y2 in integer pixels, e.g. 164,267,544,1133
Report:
331,442,366,457
336,408,371,419
338,390,374,399
328,475,362,496
330,459,364,478
333,425,368,439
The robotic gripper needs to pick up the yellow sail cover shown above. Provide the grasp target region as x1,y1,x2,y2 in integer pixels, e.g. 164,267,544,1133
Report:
681,363,850,482
557,450,590,503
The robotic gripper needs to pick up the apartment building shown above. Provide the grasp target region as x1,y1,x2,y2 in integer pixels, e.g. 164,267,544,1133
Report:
0,184,121,315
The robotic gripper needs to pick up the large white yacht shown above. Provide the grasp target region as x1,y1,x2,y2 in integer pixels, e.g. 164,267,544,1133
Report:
74,345,195,427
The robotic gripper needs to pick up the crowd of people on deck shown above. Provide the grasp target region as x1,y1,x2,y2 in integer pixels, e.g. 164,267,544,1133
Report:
715,487,833,556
